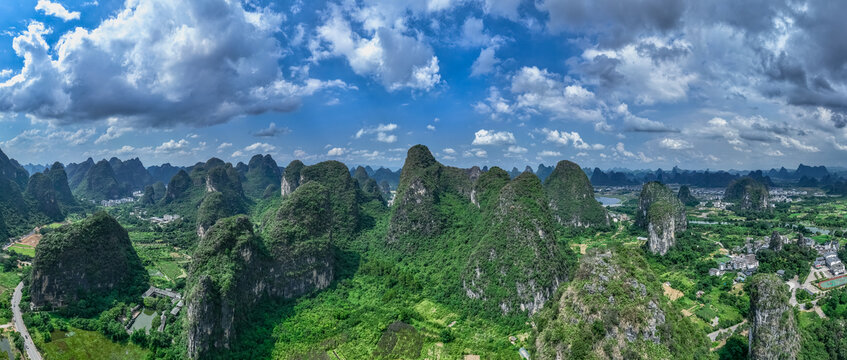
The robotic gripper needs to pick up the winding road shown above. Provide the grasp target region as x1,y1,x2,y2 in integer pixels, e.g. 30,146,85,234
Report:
12,282,42,360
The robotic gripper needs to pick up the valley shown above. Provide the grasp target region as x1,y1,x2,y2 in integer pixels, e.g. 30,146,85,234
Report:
2,145,847,359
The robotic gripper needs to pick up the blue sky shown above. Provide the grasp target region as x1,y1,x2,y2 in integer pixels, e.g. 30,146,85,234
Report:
1,0,847,170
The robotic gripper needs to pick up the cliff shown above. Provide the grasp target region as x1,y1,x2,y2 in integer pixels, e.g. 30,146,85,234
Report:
29,212,147,310
0,147,29,189
244,154,281,199
280,160,305,196
186,160,374,358
73,159,130,200
534,247,709,359
724,177,769,212
463,170,573,315
544,160,609,229
635,182,687,255
748,273,800,359
109,157,154,191
386,145,474,248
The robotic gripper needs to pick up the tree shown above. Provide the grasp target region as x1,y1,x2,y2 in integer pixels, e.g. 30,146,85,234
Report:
718,335,748,359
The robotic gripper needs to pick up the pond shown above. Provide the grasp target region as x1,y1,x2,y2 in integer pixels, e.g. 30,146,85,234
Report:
0,336,12,360
130,308,158,333
595,196,621,207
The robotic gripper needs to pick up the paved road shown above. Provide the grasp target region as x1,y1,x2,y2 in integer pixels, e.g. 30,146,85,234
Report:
708,320,747,342
12,282,42,360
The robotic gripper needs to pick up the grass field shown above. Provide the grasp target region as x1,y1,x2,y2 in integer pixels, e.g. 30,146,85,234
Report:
8,244,35,257
39,327,148,360
155,261,185,281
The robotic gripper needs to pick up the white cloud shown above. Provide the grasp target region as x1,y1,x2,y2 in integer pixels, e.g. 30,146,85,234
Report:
580,37,696,105
658,138,692,150
313,6,441,91
537,150,562,157
426,124,436,131
155,139,189,153
443,147,456,154
471,46,500,77
244,142,276,153
472,129,516,145
463,148,488,158
94,124,131,144
356,123,399,143
507,145,528,154
217,142,233,153
35,0,80,21
510,66,604,122
1,0,347,127
458,17,491,47
536,128,604,150
327,147,346,156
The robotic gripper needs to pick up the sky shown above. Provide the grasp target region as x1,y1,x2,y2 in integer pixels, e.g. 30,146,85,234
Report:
1,0,846,171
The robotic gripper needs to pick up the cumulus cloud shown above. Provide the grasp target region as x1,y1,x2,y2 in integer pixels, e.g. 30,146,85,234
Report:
658,138,692,150
35,0,80,21
659,138,693,150
463,148,488,158
537,150,562,157
355,123,399,143
471,46,500,77
327,147,346,156
155,139,189,153
253,122,291,137
506,145,529,155
313,5,441,91
0,0,346,128
244,142,277,153
472,129,516,145
536,128,604,150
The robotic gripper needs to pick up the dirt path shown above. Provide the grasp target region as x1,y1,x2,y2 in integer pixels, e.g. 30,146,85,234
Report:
663,283,684,301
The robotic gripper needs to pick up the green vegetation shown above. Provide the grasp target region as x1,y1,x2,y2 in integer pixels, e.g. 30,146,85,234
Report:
544,160,609,229
37,326,149,359
8,243,35,257
724,177,769,213
30,212,148,317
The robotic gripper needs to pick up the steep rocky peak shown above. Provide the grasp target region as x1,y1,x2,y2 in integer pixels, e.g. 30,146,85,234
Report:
403,144,437,170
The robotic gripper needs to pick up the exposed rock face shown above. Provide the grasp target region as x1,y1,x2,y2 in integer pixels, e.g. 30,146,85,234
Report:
187,214,336,359
534,247,709,360
30,212,147,308
280,160,304,196
387,145,474,247
748,274,800,360
186,160,376,358
463,170,571,315
724,176,770,212
544,160,609,228
636,182,687,255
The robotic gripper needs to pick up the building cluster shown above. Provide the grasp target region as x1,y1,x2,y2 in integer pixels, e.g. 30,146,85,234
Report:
95,197,135,207
141,286,184,332
812,240,844,276
149,214,181,224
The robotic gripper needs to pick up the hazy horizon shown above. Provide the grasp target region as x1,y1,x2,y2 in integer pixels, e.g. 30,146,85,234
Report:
2,0,846,170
